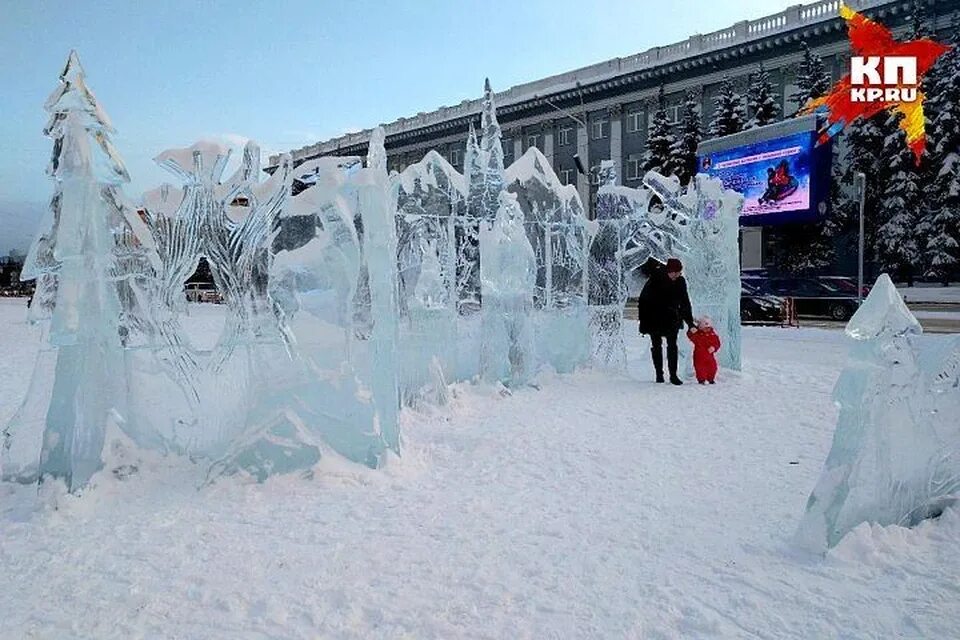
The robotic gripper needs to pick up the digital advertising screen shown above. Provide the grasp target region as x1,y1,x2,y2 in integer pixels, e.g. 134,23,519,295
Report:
698,130,825,226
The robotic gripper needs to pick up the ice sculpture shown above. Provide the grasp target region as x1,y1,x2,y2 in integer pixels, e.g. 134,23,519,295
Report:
505,148,590,373
796,275,960,551
2,51,147,490
480,192,537,386
674,174,743,372
393,151,463,398
588,166,692,369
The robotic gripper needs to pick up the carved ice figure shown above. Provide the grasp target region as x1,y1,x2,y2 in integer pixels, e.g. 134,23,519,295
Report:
480,192,536,386
796,275,960,551
2,52,149,490
674,174,742,371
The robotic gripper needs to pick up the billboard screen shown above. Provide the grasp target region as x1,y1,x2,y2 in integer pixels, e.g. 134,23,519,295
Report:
698,129,827,226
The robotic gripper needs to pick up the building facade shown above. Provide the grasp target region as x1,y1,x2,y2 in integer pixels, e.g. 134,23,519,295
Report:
270,0,960,272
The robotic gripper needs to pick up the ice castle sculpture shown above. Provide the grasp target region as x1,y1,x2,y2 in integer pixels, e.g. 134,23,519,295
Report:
796,275,960,551
2,60,746,492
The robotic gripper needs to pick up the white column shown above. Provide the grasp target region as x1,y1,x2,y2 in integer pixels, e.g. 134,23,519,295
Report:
576,114,590,218
608,105,622,183
512,127,523,163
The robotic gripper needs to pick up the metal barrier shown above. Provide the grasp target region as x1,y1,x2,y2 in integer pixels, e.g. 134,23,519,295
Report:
782,297,799,328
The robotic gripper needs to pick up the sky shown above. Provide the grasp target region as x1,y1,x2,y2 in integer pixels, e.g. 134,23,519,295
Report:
0,0,798,254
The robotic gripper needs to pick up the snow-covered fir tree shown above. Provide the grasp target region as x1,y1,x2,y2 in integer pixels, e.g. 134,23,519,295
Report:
839,114,891,279
876,112,924,285
921,14,960,283
745,63,780,129
790,42,831,112
668,91,701,186
708,76,745,138
642,86,675,175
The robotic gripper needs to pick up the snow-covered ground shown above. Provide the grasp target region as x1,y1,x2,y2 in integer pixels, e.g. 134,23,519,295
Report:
1,297,958,639
897,284,960,304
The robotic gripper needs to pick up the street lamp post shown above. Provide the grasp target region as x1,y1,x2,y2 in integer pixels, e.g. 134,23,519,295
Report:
854,171,866,305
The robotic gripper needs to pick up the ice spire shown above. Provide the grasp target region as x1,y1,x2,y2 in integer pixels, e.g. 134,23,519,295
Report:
367,126,387,174
467,79,505,221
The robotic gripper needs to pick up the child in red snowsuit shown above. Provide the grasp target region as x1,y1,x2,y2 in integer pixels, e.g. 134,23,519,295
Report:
686,316,721,384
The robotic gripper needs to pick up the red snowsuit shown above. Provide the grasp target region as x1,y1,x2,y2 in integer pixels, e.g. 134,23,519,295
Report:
687,327,721,383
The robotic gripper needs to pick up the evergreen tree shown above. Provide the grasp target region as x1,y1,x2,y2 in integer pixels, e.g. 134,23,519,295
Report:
921,15,960,283
876,112,924,285
667,91,701,185
790,42,831,112
840,114,891,280
745,63,780,129
643,85,675,175
708,76,745,138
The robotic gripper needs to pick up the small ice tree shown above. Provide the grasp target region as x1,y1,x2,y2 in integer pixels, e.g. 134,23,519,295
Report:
643,86,675,175
708,76,745,138
790,42,831,112
668,91,702,186
745,63,780,129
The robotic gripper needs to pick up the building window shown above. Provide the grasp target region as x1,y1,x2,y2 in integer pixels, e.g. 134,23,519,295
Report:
626,154,642,181
591,118,608,140
626,111,643,133
649,105,682,127
558,127,573,146
560,168,574,185
527,134,541,150
449,149,461,166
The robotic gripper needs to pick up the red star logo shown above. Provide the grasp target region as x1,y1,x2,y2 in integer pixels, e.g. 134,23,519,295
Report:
801,3,951,165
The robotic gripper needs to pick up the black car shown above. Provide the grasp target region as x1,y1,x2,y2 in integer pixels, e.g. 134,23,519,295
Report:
744,276,860,320
741,281,786,323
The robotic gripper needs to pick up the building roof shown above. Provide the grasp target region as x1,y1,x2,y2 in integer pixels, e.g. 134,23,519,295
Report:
270,0,899,166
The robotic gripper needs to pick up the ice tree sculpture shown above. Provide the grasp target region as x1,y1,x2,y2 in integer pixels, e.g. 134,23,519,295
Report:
506,147,590,373
796,275,960,551
673,174,742,371
2,51,153,490
480,192,537,386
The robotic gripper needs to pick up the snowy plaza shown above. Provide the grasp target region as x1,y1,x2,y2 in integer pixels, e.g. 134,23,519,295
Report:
2,298,958,639
3,1,960,638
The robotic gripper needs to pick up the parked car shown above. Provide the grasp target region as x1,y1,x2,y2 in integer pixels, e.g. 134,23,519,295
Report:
743,275,859,320
817,275,871,298
741,281,786,323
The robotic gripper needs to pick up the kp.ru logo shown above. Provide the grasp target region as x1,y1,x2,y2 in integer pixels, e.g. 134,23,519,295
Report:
849,56,918,103
802,3,951,164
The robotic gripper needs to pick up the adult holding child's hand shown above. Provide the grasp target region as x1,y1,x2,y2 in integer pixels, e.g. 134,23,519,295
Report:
637,258,694,385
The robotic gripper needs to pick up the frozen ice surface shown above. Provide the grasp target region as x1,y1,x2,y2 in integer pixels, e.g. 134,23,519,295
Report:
796,275,960,551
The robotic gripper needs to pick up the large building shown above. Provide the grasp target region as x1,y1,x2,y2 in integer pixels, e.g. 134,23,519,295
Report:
270,0,960,272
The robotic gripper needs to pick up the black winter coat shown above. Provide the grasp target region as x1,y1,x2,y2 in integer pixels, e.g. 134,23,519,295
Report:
638,272,694,335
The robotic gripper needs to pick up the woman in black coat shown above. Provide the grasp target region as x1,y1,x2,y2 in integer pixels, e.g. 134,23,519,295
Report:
638,257,694,385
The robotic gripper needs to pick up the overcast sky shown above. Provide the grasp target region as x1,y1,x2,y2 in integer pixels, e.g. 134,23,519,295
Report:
0,0,799,253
